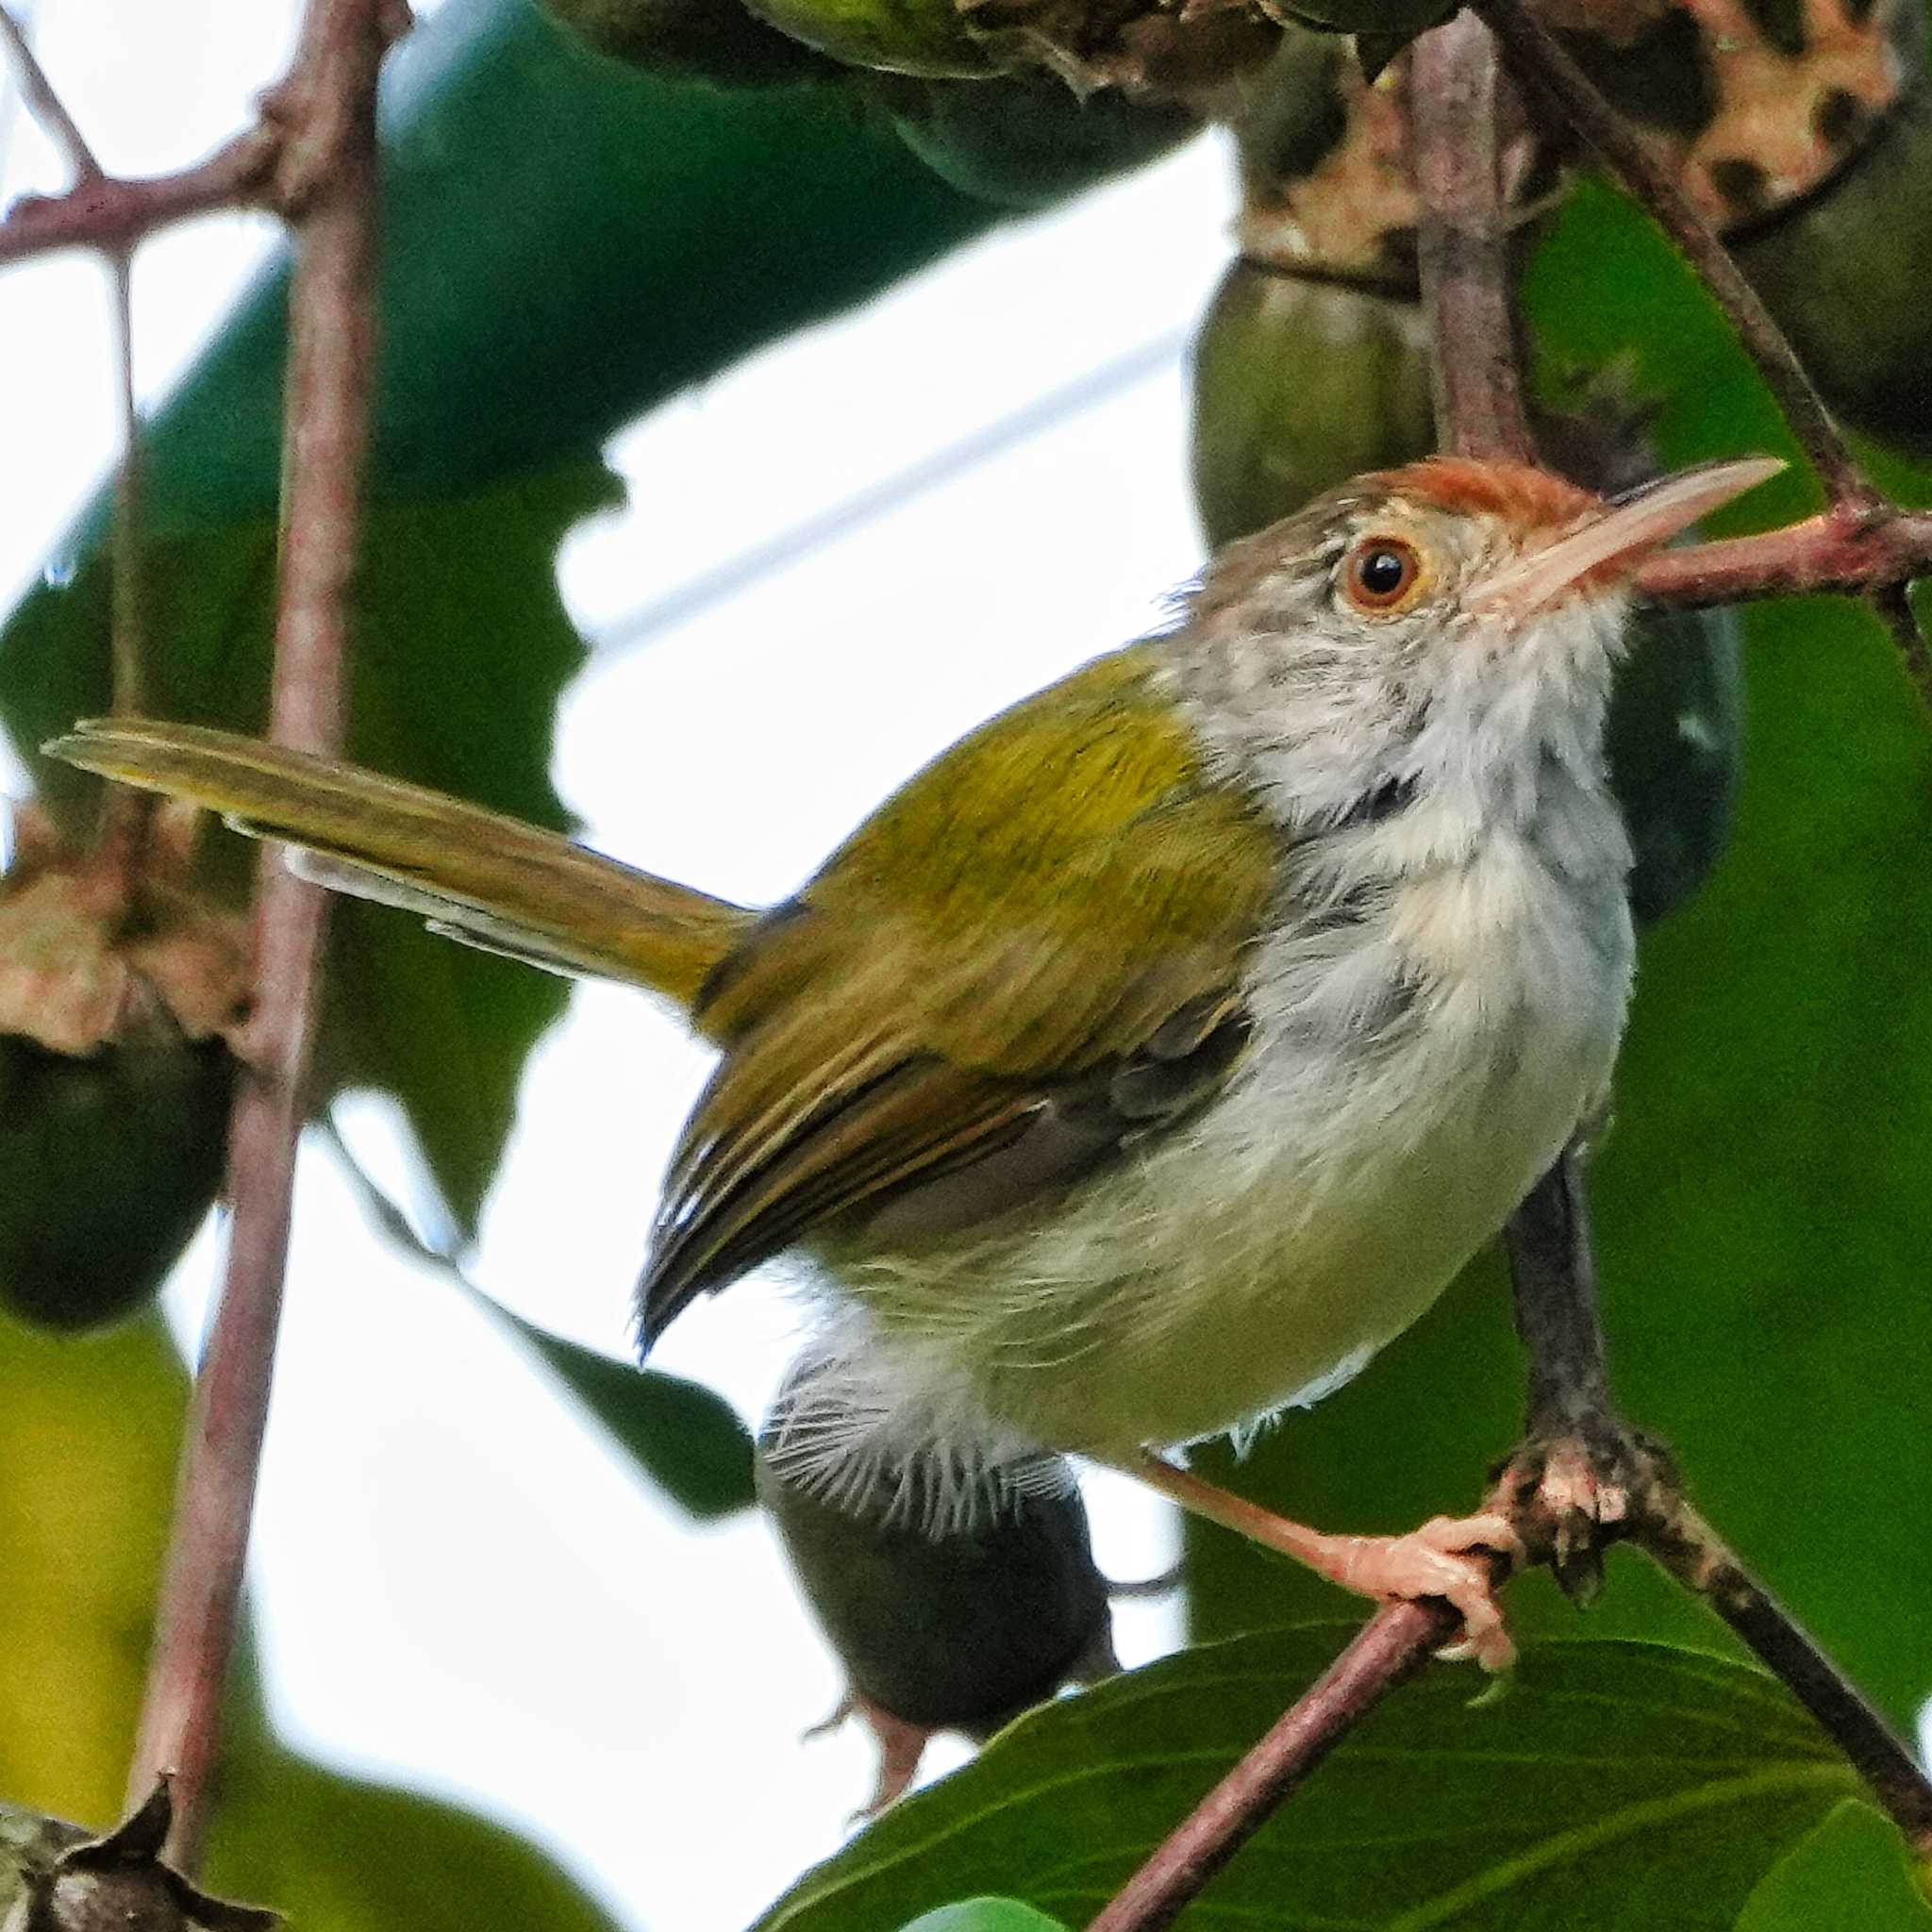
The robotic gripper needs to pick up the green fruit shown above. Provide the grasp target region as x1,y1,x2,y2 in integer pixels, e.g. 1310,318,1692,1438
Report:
0,1031,233,1333
741,0,991,78
869,73,1197,210
757,1364,1113,1736
1190,260,1434,551
537,0,838,85
1736,82,1932,450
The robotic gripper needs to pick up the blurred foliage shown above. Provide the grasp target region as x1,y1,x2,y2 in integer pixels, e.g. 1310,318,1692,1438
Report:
757,1629,1865,1929
0,463,608,1231
0,0,1020,1236
0,1311,625,1932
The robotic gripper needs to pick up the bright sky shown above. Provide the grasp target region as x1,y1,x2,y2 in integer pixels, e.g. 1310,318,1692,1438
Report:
0,4,1238,1925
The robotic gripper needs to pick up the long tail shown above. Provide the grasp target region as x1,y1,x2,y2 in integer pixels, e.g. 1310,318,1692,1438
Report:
47,719,754,1009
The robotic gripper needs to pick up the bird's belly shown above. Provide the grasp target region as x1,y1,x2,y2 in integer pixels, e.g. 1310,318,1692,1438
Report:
838,874,1631,1463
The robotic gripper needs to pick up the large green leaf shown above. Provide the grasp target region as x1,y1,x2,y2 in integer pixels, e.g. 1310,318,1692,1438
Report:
757,1630,1863,1931
0,1307,628,1932
1186,176,1932,1736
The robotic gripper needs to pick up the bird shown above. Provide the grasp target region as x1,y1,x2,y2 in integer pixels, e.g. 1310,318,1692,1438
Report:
49,451,1779,1667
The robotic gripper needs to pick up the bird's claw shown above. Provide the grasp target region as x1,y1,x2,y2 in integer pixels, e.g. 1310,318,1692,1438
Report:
1332,1511,1522,1673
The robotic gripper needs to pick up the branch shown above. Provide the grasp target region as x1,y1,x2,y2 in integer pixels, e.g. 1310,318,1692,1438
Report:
1638,1491,1932,1861
1411,15,1533,465
0,6,97,181
121,0,395,1872
1085,1599,1457,1932
1474,0,1873,511
0,129,280,267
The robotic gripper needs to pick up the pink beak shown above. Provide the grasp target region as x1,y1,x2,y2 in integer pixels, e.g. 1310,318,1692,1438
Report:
1467,456,1785,615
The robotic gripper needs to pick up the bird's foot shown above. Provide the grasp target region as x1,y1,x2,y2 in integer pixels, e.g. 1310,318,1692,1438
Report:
1302,1513,1523,1672
805,1691,934,1819
1493,1406,1674,1605
1122,1454,1520,1670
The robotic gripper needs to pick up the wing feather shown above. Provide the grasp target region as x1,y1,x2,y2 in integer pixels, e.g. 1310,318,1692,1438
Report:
636,648,1278,1347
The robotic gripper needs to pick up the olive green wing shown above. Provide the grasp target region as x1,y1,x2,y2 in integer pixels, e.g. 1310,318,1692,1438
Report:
637,648,1276,1348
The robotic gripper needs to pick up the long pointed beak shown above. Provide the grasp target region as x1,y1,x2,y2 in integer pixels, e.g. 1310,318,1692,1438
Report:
1467,456,1785,615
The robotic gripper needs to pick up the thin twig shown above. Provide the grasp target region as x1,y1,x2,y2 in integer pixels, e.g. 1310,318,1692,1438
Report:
1635,507,1932,607
1086,1601,1456,1932
122,0,392,1872
1867,581,1932,713
1411,15,1534,465
1637,1492,1932,1860
91,249,161,871
0,5,98,181
1475,0,1872,512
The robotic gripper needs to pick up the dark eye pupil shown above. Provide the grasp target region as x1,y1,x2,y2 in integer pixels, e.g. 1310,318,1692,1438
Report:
1359,548,1407,596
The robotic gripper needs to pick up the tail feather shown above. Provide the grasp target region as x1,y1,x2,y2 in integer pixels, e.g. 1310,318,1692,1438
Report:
47,720,753,1010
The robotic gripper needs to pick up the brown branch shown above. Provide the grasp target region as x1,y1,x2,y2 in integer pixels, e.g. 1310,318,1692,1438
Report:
1086,1600,1457,1932
122,0,394,1872
0,130,280,266
1474,0,1872,512
1638,1492,1932,1860
1411,15,1534,465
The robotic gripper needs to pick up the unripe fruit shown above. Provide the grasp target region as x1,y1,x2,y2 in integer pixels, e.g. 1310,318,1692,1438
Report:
0,806,249,1334
1190,260,1434,551
758,1356,1115,1807
868,71,1198,209
1735,83,1932,450
1606,602,1744,927
0,1031,233,1332
740,0,991,79
538,0,838,84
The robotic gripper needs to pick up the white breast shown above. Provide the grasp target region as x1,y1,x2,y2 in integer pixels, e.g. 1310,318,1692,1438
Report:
824,795,1633,1489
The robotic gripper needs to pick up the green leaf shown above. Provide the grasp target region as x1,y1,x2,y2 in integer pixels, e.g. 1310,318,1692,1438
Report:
1733,1802,1932,1931
483,1304,756,1519
757,1631,1862,1932
325,1124,757,1517
898,1903,1073,1932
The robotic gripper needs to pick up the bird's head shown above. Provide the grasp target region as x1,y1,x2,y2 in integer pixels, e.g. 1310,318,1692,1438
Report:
1172,452,1780,832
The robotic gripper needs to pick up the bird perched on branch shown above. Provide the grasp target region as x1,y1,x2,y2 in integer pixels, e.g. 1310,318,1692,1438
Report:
51,452,1778,1668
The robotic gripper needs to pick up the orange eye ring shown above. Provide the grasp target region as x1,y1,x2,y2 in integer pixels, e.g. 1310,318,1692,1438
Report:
1341,536,1424,615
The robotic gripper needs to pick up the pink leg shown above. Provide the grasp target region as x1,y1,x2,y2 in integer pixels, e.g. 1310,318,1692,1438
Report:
806,1691,935,1817
1123,1453,1522,1671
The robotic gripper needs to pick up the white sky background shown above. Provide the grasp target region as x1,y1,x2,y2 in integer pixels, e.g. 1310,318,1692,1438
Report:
0,4,1242,1925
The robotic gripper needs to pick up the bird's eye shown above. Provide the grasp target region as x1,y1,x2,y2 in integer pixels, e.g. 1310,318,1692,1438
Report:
1341,537,1424,614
